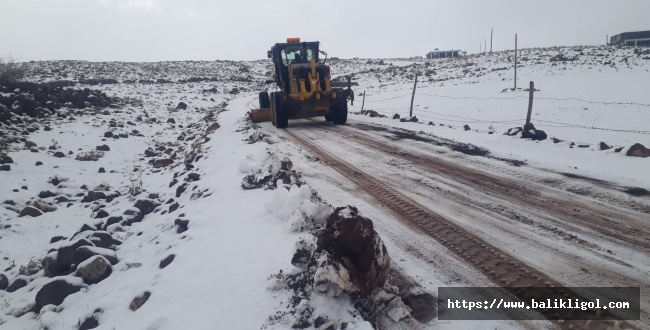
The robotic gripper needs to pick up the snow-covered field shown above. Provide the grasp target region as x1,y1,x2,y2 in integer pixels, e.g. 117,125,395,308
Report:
0,45,648,330
347,46,650,189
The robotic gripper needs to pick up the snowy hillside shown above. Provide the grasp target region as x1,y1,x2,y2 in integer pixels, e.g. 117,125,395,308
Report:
1,45,649,330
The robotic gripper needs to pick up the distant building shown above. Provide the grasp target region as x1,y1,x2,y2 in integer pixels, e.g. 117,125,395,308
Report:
426,50,460,59
610,30,650,46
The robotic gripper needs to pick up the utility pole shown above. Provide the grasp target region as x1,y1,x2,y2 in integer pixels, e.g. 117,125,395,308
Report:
490,29,493,53
361,91,366,112
485,38,487,54
409,73,418,117
514,33,518,90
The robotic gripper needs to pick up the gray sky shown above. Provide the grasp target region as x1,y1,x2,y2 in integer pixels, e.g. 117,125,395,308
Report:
1,0,649,62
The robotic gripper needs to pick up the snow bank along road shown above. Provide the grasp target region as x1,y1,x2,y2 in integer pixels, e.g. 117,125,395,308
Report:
262,117,650,329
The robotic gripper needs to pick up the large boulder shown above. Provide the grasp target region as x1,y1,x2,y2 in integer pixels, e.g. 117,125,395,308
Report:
152,158,173,168
76,256,112,284
133,199,160,215
19,206,43,217
72,223,98,238
520,122,547,141
88,231,122,249
26,198,57,213
74,246,118,265
105,216,123,227
185,173,200,182
0,156,13,164
57,238,94,270
0,104,11,121
123,207,143,224
32,107,51,118
38,190,57,199
315,207,390,295
96,144,110,151
627,143,650,158
6,276,28,292
50,236,67,243
35,277,84,311
82,191,107,203
42,251,63,277
95,209,109,218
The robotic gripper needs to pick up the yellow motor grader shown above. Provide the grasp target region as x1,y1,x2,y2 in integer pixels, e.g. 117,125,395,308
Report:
250,38,354,128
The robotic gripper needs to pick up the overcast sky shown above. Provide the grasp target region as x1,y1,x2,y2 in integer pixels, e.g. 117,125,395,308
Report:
1,0,649,62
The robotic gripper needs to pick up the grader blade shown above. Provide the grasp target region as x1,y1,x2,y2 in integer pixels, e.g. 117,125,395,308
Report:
249,108,272,123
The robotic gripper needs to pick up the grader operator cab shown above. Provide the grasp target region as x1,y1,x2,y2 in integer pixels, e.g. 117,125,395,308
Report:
250,38,354,128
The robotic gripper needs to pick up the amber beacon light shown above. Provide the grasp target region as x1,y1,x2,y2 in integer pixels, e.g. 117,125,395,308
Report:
286,37,300,43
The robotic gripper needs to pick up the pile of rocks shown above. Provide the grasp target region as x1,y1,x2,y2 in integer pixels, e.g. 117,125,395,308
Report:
0,222,122,315
0,190,178,319
0,82,112,123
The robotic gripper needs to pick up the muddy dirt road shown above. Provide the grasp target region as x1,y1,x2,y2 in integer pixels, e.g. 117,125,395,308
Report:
267,118,649,329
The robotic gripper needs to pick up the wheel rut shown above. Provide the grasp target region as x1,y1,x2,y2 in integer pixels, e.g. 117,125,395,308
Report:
283,126,639,330
324,123,650,251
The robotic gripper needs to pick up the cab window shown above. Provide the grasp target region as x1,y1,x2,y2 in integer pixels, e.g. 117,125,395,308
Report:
281,47,315,65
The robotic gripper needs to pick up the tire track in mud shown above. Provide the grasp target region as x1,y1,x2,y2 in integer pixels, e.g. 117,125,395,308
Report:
283,127,639,330
319,123,650,251
298,126,644,279
300,120,649,299
353,122,650,216
291,120,650,273
301,125,626,253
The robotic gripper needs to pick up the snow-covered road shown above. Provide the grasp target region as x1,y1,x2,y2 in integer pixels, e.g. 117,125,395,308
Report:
254,115,650,329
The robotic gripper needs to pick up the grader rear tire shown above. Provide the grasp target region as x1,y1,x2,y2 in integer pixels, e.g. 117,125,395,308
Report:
332,100,348,124
276,95,288,128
